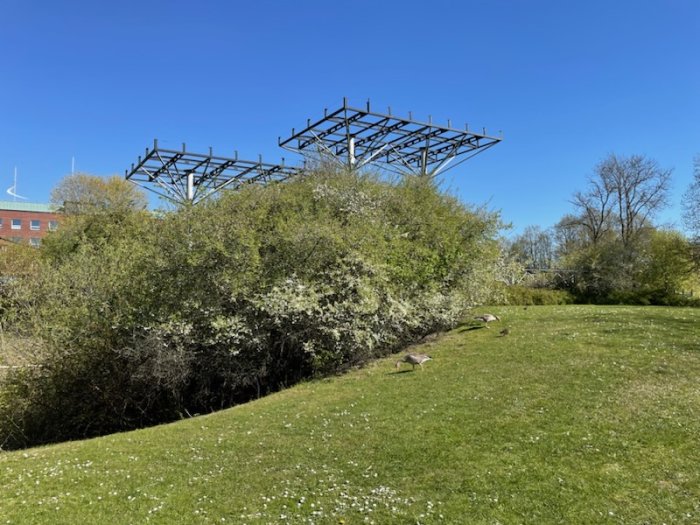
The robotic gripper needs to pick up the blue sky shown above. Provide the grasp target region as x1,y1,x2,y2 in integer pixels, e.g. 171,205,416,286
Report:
1,0,698,235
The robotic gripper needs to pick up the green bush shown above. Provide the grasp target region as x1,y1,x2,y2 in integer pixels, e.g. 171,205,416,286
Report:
503,285,575,306
603,288,700,307
558,229,696,305
0,170,502,449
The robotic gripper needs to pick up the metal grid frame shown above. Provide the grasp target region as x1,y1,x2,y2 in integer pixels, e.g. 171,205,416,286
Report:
125,139,301,205
279,98,502,176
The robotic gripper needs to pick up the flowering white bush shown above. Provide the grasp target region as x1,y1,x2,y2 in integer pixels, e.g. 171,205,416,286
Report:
0,169,502,448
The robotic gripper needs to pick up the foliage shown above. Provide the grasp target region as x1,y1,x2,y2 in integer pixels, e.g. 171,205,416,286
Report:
638,229,694,298
550,154,693,304
492,241,528,287
501,285,574,305
2,306,700,524
42,174,150,263
50,173,148,216
559,237,630,299
558,228,695,304
0,169,502,449
507,225,555,270
0,243,45,328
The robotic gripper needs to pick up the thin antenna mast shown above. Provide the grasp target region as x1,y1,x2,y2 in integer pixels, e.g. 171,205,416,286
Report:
6,167,28,201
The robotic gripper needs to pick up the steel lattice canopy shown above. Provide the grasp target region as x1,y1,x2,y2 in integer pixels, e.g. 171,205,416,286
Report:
278,98,502,176
125,140,302,205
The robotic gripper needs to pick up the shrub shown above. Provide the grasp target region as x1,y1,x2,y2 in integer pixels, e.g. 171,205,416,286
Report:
502,285,574,306
0,169,502,449
603,289,700,307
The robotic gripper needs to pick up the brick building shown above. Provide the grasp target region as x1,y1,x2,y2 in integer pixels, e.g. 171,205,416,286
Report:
0,201,61,247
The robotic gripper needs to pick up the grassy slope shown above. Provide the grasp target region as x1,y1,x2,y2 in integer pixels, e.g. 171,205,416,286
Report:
1,305,700,524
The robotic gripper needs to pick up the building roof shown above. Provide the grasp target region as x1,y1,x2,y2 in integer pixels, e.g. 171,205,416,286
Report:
0,200,59,213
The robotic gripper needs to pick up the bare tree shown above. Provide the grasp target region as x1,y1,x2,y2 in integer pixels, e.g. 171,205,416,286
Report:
599,154,672,246
682,156,700,240
570,174,614,245
553,214,587,257
571,154,671,248
510,225,555,270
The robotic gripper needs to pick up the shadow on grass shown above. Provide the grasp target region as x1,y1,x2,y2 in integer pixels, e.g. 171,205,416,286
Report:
387,369,417,376
456,325,484,332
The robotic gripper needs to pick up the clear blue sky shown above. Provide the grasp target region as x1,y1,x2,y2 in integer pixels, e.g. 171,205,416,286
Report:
1,0,698,234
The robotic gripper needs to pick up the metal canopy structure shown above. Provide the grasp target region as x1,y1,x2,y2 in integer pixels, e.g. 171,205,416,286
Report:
279,98,502,177
125,99,502,204
125,139,301,205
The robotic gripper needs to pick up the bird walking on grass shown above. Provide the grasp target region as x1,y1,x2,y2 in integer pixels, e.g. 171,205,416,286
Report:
395,353,432,371
474,313,500,327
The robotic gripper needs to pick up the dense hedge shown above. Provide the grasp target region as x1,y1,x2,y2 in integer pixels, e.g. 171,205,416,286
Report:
502,285,575,306
0,170,502,449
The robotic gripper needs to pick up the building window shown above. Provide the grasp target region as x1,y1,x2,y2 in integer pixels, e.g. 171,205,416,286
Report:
48,220,58,231
9,237,22,244
30,219,40,231
0,218,3,229
11,219,21,230
29,237,41,247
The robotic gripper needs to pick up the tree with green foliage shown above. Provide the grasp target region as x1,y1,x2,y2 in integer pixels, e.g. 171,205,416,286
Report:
555,154,678,302
638,229,693,302
50,173,148,215
42,173,150,262
0,169,503,449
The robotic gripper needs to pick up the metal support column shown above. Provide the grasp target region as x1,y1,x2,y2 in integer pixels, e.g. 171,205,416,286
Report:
348,136,356,169
186,172,195,202
420,148,429,176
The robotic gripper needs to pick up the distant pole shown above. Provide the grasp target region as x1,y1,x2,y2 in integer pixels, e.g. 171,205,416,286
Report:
71,157,75,175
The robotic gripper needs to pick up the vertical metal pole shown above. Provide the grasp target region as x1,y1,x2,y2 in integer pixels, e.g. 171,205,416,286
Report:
420,149,428,177
420,134,431,176
348,136,356,170
187,172,194,202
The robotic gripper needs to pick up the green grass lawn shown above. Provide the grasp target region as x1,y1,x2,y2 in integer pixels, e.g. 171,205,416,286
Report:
1,305,700,524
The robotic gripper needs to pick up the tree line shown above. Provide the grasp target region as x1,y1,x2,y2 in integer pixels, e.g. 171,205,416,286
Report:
506,153,699,304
